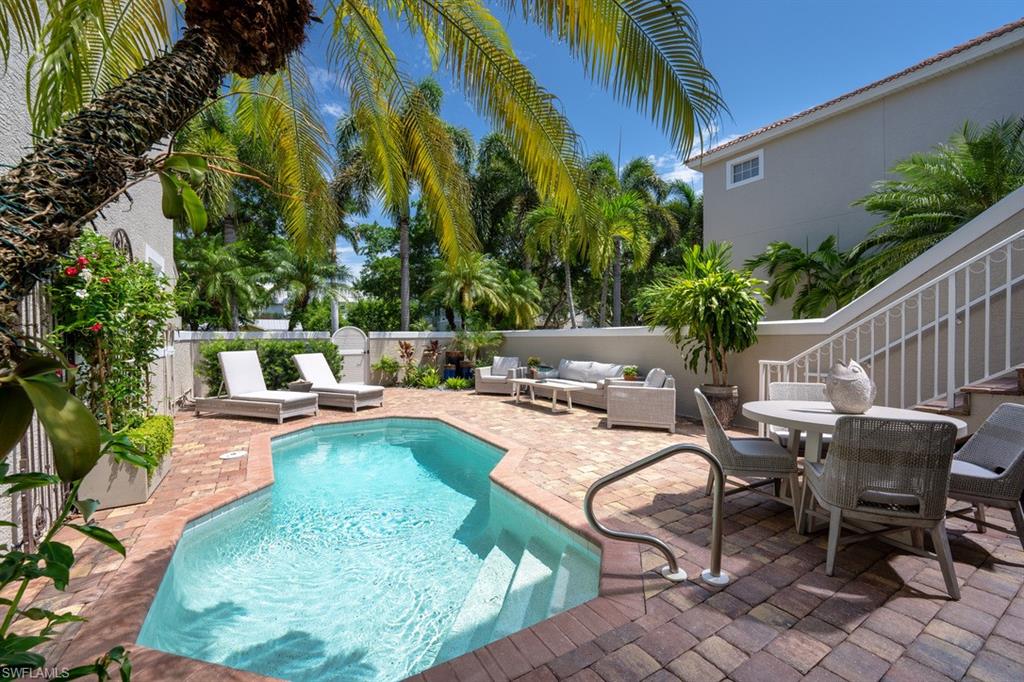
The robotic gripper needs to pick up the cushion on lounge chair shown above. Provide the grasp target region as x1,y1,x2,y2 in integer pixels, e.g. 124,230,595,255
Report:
491,356,519,376
558,359,592,381
234,390,317,404
312,383,384,397
220,351,268,396
293,353,338,386
587,362,624,382
644,368,667,388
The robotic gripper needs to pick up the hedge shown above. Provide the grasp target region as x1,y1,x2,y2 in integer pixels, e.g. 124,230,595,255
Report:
125,415,174,476
198,339,344,393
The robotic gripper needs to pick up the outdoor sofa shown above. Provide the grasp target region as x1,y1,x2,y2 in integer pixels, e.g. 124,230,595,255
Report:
292,352,385,412
521,359,626,410
195,350,319,423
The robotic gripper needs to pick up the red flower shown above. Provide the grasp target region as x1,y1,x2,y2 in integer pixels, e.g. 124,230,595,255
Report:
64,266,78,277
99,277,111,284
89,322,103,332
77,256,89,266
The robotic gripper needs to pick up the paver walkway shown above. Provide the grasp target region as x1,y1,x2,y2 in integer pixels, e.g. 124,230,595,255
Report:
25,389,1024,681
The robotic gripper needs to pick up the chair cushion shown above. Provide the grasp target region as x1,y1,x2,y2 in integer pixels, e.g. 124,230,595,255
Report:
234,390,317,405
313,383,384,397
558,359,592,381
587,362,624,382
491,356,519,376
730,438,797,472
476,374,507,384
950,459,1001,480
644,368,667,388
293,353,337,386
219,351,267,396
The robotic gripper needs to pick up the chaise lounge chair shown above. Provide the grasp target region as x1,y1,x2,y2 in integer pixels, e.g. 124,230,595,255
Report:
195,350,319,424
292,353,385,412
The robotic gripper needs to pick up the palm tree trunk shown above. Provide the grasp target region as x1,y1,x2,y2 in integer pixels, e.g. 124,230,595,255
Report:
598,269,609,327
612,236,623,327
0,29,226,346
398,210,411,331
563,259,578,329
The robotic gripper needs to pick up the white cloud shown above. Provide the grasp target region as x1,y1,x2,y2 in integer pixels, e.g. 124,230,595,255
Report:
322,102,346,118
309,66,348,94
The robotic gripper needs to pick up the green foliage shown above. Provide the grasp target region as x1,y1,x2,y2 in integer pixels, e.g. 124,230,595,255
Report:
371,355,400,385
745,235,859,319
526,356,541,368
623,365,639,379
198,340,343,392
346,298,403,333
415,367,441,389
124,415,174,476
48,232,176,431
444,377,472,390
452,329,504,365
639,243,764,386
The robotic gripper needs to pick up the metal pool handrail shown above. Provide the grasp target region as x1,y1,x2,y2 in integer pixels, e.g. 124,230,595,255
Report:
583,443,730,586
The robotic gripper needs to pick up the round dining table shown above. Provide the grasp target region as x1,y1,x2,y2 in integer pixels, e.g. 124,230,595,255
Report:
741,400,969,463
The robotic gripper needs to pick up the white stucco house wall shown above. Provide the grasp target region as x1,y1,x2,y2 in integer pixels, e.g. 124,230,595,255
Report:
687,18,1024,319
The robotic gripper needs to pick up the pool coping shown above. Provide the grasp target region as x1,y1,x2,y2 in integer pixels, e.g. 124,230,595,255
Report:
56,411,646,679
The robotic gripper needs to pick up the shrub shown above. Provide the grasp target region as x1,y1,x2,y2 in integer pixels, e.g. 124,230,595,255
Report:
125,415,174,477
371,355,400,385
416,367,441,388
199,339,343,392
445,377,472,390
623,365,639,379
527,356,541,368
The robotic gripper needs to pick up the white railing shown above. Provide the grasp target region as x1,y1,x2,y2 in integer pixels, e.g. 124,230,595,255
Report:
759,228,1024,416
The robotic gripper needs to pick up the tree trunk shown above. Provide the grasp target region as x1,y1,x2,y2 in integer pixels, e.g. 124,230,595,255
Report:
0,29,226,347
612,236,623,327
444,306,457,330
398,210,411,331
563,259,578,329
598,269,609,327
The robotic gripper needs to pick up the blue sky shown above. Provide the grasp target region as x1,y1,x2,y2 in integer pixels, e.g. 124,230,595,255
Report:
302,0,1023,276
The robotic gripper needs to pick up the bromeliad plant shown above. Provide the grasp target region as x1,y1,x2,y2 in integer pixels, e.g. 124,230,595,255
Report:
0,345,152,678
48,232,175,432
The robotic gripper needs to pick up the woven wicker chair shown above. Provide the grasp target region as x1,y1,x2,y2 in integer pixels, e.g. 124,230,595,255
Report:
694,388,802,528
606,369,677,433
946,403,1024,547
799,416,960,599
767,382,828,449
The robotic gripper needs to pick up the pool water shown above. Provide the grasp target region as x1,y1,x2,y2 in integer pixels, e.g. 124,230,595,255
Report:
138,419,600,681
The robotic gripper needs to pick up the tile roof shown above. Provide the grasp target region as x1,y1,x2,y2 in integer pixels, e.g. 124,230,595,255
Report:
688,17,1024,163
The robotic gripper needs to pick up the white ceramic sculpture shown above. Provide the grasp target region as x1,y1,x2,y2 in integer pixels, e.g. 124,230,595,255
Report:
824,360,876,414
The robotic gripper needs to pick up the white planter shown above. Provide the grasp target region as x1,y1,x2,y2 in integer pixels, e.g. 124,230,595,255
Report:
79,453,171,510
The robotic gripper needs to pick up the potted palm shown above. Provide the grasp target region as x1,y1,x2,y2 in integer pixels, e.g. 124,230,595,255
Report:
638,243,764,426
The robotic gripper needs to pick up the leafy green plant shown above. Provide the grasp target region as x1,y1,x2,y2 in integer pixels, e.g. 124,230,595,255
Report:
416,367,441,389
623,365,639,379
1,349,146,678
452,329,504,366
198,340,342,392
638,243,764,386
48,232,176,431
371,355,400,386
124,415,174,478
526,356,541,368
398,341,418,386
444,377,472,390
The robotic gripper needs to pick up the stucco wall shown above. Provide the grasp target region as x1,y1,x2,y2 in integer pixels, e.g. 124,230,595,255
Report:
698,40,1024,319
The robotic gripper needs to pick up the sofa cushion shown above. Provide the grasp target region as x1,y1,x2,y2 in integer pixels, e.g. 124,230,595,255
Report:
644,368,667,388
558,359,592,381
491,356,519,376
588,362,624,382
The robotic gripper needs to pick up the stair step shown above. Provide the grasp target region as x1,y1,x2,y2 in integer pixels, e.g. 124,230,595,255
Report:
491,540,556,641
433,532,520,665
547,546,600,618
914,392,970,416
960,369,1024,396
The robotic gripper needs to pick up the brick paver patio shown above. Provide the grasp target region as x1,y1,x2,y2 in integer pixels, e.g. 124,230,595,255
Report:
27,389,1024,681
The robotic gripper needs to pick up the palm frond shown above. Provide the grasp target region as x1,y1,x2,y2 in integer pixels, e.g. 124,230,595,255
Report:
1,0,42,65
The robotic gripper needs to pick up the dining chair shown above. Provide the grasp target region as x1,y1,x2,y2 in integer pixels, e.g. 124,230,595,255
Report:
946,403,1024,547
799,416,960,599
694,388,802,528
767,382,828,450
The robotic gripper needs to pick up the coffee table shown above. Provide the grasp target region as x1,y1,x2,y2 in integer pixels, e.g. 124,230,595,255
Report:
510,378,586,413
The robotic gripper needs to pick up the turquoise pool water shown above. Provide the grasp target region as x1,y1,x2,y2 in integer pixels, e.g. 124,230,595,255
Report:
138,419,600,681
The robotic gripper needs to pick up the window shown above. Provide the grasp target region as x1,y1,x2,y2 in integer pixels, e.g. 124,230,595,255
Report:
726,149,764,189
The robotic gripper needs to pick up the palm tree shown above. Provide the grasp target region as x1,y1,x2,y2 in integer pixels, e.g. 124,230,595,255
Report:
602,191,650,326
428,252,505,329
269,244,352,330
851,117,1024,292
524,204,583,328
175,235,266,330
745,235,858,318
1,0,724,348
497,267,542,329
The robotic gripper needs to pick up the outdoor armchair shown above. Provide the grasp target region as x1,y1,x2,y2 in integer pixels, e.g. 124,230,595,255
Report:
474,356,521,395
606,368,677,433
798,416,960,599
946,403,1024,547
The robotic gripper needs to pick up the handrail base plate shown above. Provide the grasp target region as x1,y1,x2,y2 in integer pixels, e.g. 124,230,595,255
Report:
660,565,688,582
701,568,731,586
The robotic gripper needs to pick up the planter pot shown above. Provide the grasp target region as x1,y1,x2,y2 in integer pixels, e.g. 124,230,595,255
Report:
701,384,740,427
79,453,171,510
623,376,640,382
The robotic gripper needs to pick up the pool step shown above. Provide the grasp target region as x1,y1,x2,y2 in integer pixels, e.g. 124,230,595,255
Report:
433,532,520,665
491,540,556,641
547,547,599,618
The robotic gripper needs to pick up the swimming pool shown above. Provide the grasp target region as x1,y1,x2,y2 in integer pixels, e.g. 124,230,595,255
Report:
138,418,600,681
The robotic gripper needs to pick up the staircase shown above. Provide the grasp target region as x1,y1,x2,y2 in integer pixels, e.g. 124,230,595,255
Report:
432,534,598,666
759,227,1024,430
